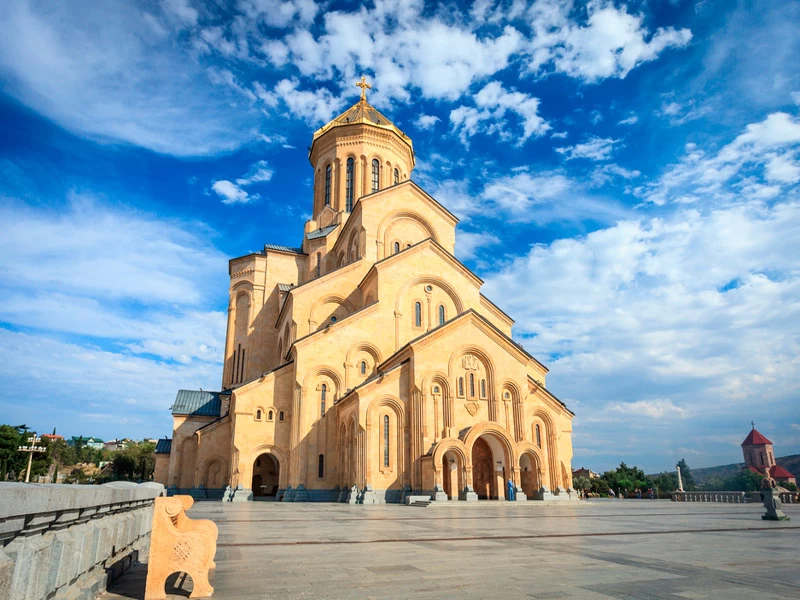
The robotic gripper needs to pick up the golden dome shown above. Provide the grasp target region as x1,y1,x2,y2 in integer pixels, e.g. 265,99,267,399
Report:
309,77,413,158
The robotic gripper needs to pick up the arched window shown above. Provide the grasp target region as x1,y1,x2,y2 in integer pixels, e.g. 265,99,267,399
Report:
320,384,327,417
469,373,475,397
315,253,321,278
279,411,285,421
383,415,390,467
345,157,354,212
324,164,331,206
318,454,325,478
414,302,422,327
433,385,440,394
394,241,400,254
256,409,262,420
406,243,411,248
438,305,445,325
360,361,367,375
480,379,486,398
394,168,399,185
372,159,380,193
458,377,464,397
268,410,273,421
536,424,541,447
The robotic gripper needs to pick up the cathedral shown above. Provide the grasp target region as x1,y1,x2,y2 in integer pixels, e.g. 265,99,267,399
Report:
154,79,577,503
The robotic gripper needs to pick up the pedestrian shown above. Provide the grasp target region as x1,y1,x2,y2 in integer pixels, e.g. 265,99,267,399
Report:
506,478,515,501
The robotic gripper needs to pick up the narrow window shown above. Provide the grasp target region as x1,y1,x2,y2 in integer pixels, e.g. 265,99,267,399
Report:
279,411,285,421
394,168,399,185
232,346,239,383
345,157,354,212
372,159,380,192
320,384,327,417
240,348,246,382
394,241,400,254
318,454,325,478
433,385,440,394
315,253,321,278
414,302,422,327
469,373,475,397
324,164,331,206
360,361,367,375
438,305,445,325
458,377,464,397
536,424,541,447
383,415,390,468
256,409,262,420
268,410,273,421
480,379,486,398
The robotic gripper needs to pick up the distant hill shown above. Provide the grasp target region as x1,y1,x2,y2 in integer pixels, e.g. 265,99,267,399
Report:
688,454,800,484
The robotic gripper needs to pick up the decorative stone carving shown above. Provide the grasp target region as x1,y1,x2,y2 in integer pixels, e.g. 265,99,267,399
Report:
465,402,479,416
762,488,790,521
145,495,218,600
462,355,479,370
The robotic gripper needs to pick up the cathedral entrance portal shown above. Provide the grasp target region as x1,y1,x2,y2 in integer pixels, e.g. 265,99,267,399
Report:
520,452,540,500
252,453,279,498
472,437,495,499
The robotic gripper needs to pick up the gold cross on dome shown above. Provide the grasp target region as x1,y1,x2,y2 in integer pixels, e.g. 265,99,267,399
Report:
356,76,371,101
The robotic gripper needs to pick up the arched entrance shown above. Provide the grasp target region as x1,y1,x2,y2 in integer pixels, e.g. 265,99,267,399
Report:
252,453,280,498
472,438,496,499
519,452,541,500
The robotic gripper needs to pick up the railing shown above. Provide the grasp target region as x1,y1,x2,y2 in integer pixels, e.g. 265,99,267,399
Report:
0,481,164,600
672,491,748,503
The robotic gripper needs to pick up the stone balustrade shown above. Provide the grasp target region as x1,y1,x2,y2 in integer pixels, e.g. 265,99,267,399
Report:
671,491,748,503
0,481,164,600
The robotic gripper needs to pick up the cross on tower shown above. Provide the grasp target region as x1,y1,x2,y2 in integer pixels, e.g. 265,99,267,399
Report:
356,76,371,101
751,420,756,429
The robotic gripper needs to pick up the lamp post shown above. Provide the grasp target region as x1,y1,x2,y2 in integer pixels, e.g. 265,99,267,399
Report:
18,434,46,483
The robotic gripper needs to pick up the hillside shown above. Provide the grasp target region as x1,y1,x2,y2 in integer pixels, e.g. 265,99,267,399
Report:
689,454,800,484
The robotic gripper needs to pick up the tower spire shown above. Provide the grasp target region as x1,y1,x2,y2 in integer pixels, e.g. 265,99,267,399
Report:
356,75,371,102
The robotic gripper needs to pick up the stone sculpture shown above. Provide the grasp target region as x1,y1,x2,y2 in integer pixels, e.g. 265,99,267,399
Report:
145,495,218,599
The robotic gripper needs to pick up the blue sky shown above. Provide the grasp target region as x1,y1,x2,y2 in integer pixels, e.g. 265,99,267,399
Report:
1,0,798,473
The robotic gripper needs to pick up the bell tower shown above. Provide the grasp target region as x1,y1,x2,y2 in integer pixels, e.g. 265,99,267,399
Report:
307,77,415,225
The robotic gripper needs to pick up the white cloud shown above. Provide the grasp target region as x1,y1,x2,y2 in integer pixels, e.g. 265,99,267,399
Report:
455,231,500,261
450,81,549,145
657,99,712,125
618,115,639,125
792,92,800,106
556,136,620,161
0,0,258,156
237,0,318,29
643,112,800,205
527,0,692,83
236,160,274,185
161,0,199,26
415,114,440,130
256,78,345,124
212,180,252,204
610,399,687,419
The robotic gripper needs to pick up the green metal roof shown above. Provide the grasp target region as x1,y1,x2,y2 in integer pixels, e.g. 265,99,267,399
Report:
171,390,224,417
155,439,172,454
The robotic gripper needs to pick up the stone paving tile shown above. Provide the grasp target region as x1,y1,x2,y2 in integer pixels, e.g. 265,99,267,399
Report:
102,500,799,600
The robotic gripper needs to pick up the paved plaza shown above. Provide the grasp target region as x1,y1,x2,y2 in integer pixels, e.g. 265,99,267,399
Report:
104,499,799,600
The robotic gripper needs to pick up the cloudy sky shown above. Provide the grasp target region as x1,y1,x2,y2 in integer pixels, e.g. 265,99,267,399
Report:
1,0,798,473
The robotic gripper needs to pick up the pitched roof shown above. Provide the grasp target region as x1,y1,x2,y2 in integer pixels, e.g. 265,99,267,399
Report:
278,283,295,292
310,98,413,155
155,439,172,454
171,390,226,417
769,465,795,479
263,243,305,255
306,224,339,240
741,428,773,446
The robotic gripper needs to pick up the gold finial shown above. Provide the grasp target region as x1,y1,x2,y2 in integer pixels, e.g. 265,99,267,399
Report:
356,75,372,102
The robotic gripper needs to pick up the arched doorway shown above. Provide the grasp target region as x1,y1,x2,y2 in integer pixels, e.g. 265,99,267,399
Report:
252,453,280,498
472,438,495,499
519,452,541,500
203,458,226,489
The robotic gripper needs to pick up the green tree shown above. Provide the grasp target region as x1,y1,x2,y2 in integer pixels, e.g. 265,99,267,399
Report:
0,425,26,479
573,476,591,492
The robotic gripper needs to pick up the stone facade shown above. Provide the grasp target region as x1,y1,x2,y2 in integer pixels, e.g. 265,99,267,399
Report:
158,89,577,503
